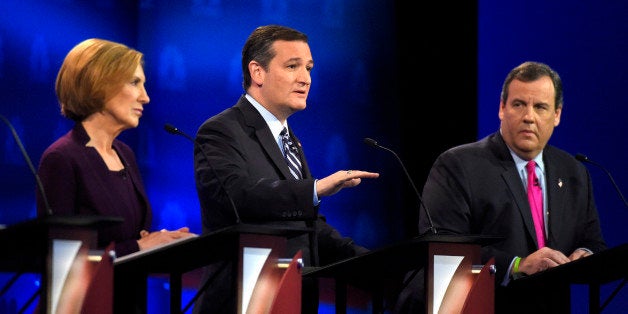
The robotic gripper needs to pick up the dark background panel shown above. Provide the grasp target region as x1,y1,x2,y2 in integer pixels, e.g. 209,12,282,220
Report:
395,1,478,238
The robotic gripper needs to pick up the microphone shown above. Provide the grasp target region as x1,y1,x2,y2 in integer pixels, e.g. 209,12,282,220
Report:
0,114,53,216
575,153,628,209
164,123,194,141
164,123,241,224
363,137,437,234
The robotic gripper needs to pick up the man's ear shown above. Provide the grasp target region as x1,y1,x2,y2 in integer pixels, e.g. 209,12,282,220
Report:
554,106,562,127
498,101,505,121
249,61,264,86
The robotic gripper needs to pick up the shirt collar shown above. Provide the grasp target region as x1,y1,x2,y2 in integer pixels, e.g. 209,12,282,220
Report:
245,94,287,140
509,149,545,177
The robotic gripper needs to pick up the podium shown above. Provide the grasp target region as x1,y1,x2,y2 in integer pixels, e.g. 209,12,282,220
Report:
0,215,123,313
303,233,501,314
113,223,310,313
511,243,628,314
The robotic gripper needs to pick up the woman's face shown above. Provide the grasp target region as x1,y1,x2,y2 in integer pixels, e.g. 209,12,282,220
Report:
103,64,150,129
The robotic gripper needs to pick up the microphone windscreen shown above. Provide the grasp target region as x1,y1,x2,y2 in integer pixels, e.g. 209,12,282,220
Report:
363,137,378,148
164,123,178,135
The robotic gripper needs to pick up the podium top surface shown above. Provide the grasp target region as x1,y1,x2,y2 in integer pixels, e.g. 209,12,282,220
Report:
0,215,123,273
406,233,503,245
114,223,312,274
221,223,313,238
0,215,123,230
43,214,124,226
513,243,628,285
303,233,503,289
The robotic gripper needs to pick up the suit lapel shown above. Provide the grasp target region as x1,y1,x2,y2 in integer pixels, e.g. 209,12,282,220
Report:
237,97,295,180
74,123,129,216
492,133,539,246
501,160,539,244
543,151,565,247
258,127,294,179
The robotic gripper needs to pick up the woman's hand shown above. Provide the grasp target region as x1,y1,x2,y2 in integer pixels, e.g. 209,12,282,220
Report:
137,227,196,250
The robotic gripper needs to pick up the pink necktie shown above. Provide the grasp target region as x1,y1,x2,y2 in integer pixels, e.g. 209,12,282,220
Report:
526,160,545,248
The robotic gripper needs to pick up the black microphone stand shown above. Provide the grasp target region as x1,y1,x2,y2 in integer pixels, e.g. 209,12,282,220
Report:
575,153,628,312
575,153,628,209
364,138,437,234
0,114,53,215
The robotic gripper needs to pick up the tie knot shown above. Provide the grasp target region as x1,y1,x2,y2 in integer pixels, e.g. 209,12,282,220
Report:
281,127,297,154
280,127,291,143
526,160,536,173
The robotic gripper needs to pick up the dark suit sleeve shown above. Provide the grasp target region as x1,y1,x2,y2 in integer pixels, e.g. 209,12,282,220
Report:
418,150,474,235
315,215,369,265
419,149,518,281
555,159,607,254
583,174,607,252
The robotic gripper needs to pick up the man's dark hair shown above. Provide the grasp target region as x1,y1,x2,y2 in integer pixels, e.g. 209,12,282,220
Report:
501,61,563,109
241,25,308,91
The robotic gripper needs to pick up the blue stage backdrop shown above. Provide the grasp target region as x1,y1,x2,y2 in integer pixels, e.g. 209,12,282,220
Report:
1,1,626,313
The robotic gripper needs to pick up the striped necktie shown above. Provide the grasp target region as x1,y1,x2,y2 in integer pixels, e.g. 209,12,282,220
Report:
280,127,303,179
526,160,545,248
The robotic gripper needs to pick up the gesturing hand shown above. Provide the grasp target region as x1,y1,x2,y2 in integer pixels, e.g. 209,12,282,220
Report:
316,169,379,198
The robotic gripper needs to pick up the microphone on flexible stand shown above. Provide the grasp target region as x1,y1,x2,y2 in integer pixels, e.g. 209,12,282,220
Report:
0,114,53,216
165,123,248,314
363,137,437,234
575,153,628,209
575,153,628,311
164,123,241,224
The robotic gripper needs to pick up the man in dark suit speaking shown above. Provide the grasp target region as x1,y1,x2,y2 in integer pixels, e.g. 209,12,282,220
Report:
191,24,379,314
416,61,607,313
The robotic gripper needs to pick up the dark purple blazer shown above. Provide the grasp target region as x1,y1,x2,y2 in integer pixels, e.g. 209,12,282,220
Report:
36,123,151,257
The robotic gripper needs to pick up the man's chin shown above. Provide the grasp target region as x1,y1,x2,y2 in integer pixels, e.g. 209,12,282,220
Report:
290,101,307,111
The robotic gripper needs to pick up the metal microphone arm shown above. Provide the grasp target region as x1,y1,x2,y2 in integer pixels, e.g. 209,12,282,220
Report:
364,137,437,234
576,153,628,209
0,114,52,215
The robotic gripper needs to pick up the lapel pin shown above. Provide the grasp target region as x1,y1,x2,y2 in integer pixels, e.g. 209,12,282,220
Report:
558,178,563,188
